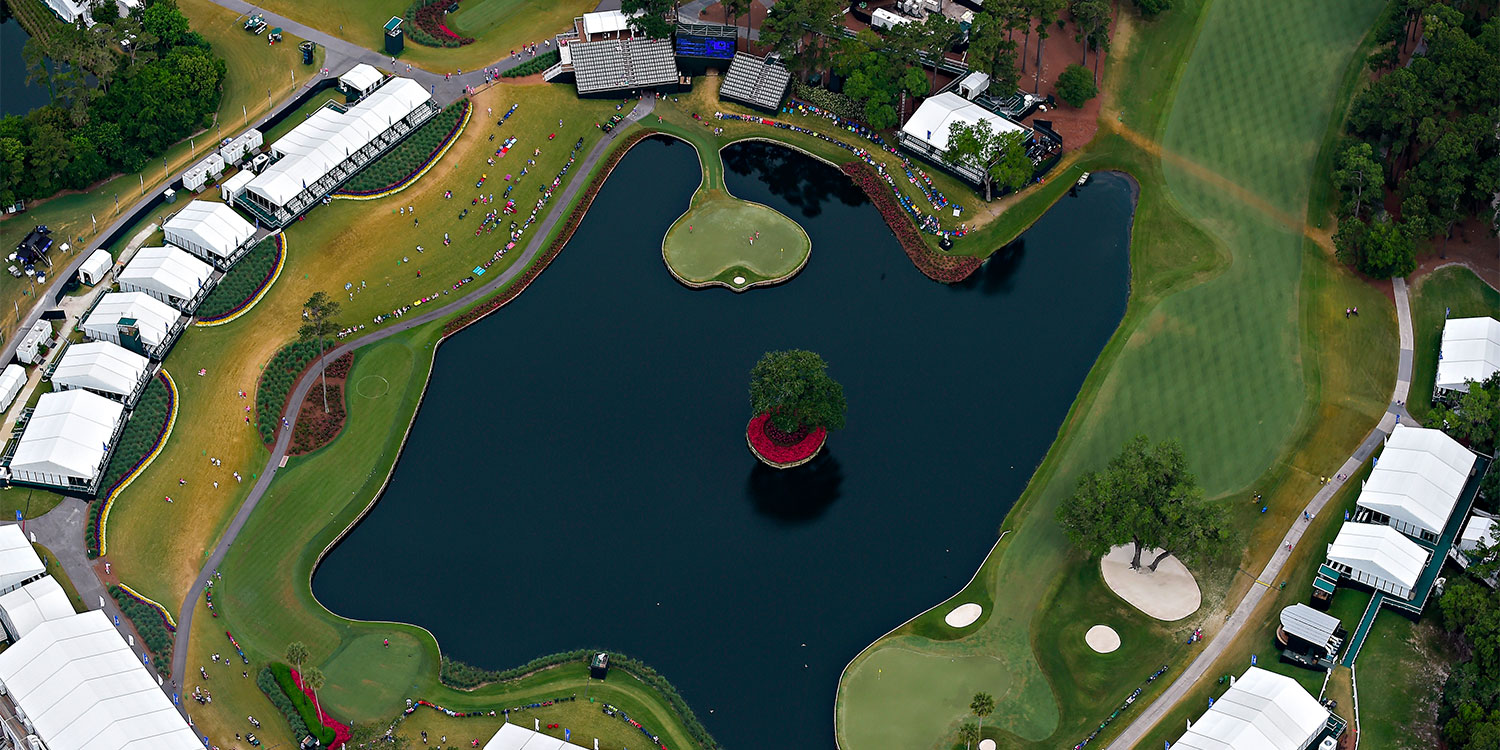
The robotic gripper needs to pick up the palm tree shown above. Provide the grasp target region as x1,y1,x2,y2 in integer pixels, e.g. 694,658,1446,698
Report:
971,691,995,722
302,666,326,718
285,641,310,671
957,722,981,750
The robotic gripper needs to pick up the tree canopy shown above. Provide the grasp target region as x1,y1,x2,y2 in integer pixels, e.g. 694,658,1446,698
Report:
749,350,848,433
1055,436,1226,571
620,0,676,39
1439,536,1500,750
944,120,1034,201
1055,64,1098,107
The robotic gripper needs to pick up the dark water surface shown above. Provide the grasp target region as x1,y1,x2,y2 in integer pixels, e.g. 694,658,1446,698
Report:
314,138,1133,748
1,18,55,117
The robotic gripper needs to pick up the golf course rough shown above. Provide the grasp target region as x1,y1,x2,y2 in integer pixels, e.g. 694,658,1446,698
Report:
662,192,811,291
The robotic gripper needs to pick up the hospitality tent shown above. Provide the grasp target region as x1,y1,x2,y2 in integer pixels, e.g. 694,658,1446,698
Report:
5,389,125,491
0,525,44,597
1458,515,1497,558
900,92,1026,153
0,610,201,750
1326,522,1428,600
163,200,255,266
118,244,214,311
484,722,590,750
42,0,92,26
78,249,113,286
81,291,182,359
1278,603,1343,659
0,364,26,413
340,63,384,97
1437,317,1500,394
221,169,256,203
1357,423,1476,542
50,341,151,403
581,9,636,39
0,576,74,642
1172,666,1329,750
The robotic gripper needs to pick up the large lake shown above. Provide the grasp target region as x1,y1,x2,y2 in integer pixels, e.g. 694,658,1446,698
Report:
314,137,1134,748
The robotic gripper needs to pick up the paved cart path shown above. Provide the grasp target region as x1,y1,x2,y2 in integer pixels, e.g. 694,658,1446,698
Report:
1102,278,1413,750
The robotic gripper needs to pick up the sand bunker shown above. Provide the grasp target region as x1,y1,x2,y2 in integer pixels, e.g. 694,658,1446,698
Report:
979,740,997,750
944,603,983,628
1085,625,1121,653
1100,545,1202,621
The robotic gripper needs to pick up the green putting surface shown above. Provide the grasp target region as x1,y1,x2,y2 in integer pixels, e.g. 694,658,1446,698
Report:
663,193,810,287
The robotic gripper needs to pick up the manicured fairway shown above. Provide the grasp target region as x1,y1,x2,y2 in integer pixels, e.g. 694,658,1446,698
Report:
662,191,810,287
1409,266,1500,421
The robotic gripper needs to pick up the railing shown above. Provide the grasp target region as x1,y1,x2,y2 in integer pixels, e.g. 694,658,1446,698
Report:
543,61,568,81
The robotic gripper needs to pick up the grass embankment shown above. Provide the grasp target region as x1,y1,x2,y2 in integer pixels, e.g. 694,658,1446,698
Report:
31,542,85,612
1408,266,1500,422
662,190,810,289
88,374,174,557
835,0,1392,747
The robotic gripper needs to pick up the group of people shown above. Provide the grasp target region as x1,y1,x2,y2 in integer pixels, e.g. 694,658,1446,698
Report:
509,38,551,60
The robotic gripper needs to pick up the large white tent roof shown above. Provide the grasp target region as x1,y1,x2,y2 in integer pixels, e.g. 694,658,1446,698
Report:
82,292,180,349
1437,317,1500,393
247,77,432,207
0,525,44,593
0,576,74,640
1327,522,1427,592
79,249,113,284
163,200,254,260
483,722,589,750
118,245,213,302
51,342,150,399
0,610,201,750
0,364,26,411
339,63,383,93
8,390,125,481
1359,423,1475,537
900,91,1025,153
1172,666,1328,750
582,9,636,35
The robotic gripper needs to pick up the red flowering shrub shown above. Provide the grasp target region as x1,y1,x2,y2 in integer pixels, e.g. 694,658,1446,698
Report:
839,162,981,284
290,668,352,748
408,0,474,46
747,413,826,465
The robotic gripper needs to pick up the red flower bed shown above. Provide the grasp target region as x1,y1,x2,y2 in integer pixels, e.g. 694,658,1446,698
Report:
290,668,351,748
747,412,826,466
840,162,982,284
414,1,474,45
443,131,655,336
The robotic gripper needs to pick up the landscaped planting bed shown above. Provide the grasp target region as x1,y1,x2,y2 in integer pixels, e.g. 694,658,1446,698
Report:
257,666,312,739
87,376,173,558
341,101,470,195
197,236,282,321
840,162,981,283
111,585,172,675
260,663,338,746
289,352,352,455
503,50,560,77
746,412,826,466
256,341,326,445
404,0,474,47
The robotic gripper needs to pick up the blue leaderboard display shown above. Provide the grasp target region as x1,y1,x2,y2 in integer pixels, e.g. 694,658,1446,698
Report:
676,35,735,59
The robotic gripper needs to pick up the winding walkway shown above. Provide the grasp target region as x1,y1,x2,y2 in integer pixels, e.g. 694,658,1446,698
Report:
1102,277,1414,750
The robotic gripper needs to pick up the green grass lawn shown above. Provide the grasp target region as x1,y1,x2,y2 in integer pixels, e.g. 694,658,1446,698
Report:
1408,266,1500,422
32,542,86,612
662,190,810,288
1350,610,1451,750
0,488,65,521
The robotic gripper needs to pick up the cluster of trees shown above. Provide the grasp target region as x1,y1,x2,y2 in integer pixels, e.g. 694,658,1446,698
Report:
1430,372,1500,511
0,0,226,207
749,349,848,433
1331,2,1499,279
1437,529,1499,749
944,119,1034,200
954,692,995,750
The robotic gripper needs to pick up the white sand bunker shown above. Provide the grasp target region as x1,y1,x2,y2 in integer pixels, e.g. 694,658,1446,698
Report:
732,275,746,285
944,603,983,628
1100,545,1202,621
1085,625,1121,653
979,740,997,750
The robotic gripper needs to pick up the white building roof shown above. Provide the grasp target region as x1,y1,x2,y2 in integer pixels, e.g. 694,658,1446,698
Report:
1327,522,1428,592
0,576,74,639
484,722,589,750
0,526,44,594
51,342,150,399
0,364,26,411
43,0,91,25
1172,667,1328,750
1358,423,1476,537
222,169,255,196
119,245,213,301
80,249,113,283
82,292,180,349
1459,515,1497,555
163,200,255,260
0,610,201,750
246,77,432,207
900,91,1025,153
9,390,125,482
582,9,634,35
340,63,383,93
1437,317,1500,393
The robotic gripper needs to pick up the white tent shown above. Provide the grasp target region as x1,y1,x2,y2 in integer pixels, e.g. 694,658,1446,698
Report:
483,722,590,750
42,0,93,26
1437,317,1500,394
1326,522,1428,599
245,77,432,210
1172,666,1329,750
581,9,638,37
6,389,125,490
900,92,1026,153
1357,423,1476,542
78,249,113,286
1458,515,1497,557
0,525,45,597
0,364,26,413
81,291,181,358
15,319,52,365
340,63,384,95
221,169,256,203
0,576,74,641
163,200,255,264
0,610,202,750
118,245,213,311
51,341,151,402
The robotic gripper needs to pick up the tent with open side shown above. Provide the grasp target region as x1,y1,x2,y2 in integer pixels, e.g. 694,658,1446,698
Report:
80,291,182,359
118,245,214,312
163,200,255,267
51,341,152,403
78,249,113,286
4,389,125,492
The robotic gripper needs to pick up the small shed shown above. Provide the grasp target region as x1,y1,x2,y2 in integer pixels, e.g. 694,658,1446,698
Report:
15,319,53,365
339,63,384,98
222,169,257,204
78,249,113,286
0,364,25,413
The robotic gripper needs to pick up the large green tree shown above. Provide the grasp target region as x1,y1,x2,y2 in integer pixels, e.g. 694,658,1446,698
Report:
1056,436,1226,571
1054,63,1097,107
1429,373,1500,454
760,0,844,78
833,30,928,128
749,350,848,433
620,0,676,39
1333,141,1383,221
966,6,1020,91
1439,540,1500,750
943,121,1034,201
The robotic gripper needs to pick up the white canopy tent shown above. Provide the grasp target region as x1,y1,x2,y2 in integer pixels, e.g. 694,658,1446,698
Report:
1357,423,1476,542
581,9,639,38
1458,515,1497,557
900,92,1026,153
0,610,202,750
1327,522,1428,599
0,576,74,641
340,63,384,96
118,244,213,311
1437,316,1500,394
483,722,590,750
221,169,256,203
0,525,45,597
1172,666,1329,750
51,341,151,402
6,389,125,491
163,200,255,265
1279,603,1342,656
0,364,26,413
78,249,113,286
81,291,181,359
42,0,92,26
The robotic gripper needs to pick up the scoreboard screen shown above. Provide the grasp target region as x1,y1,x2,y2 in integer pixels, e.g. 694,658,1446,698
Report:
676,35,735,59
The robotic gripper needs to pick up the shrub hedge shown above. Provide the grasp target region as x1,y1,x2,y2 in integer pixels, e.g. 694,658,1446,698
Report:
268,662,336,746
502,50,560,77
790,82,869,125
87,376,173,557
257,665,312,740
110,585,172,674
342,101,469,194
197,237,280,320
256,340,325,445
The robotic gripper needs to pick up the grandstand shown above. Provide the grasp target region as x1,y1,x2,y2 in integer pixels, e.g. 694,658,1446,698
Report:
720,53,792,111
